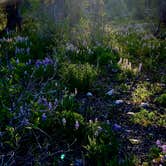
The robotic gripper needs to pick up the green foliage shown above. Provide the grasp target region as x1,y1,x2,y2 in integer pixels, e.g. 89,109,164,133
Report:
131,109,156,127
112,30,166,76
155,93,166,107
40,110,86,142
148,146,161,161
131,109,166,127
132,83,152,103
84,122,119,165
60,63,98,91
0,2,166,164
59,93,78,111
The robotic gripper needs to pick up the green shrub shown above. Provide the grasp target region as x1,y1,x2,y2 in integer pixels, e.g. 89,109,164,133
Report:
84,122,119,165
60,63,98,91
40,110,86,142
148,146,161,161
155,93,166,107
59,93,78,111
131,109,155,127
131,109,166,127
132,83,152,103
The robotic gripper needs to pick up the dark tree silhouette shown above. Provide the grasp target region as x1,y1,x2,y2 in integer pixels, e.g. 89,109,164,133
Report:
159,0,166,25
0,0,22,36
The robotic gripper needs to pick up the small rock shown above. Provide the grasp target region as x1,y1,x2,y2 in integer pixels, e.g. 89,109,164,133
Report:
140,102,149,108
86,92,93,97
112,123,122,131
125,129,132,133
129,138,141,145
112,68,118,73
74,159,83,166
106,89,114,96
127,112,135,115
115,100,124,105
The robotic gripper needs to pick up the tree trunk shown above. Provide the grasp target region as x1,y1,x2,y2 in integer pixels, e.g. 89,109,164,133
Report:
159,0,166,25
0,1,22,36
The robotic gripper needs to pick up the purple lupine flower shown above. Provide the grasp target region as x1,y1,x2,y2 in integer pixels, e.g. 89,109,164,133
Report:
35,60,43,68
16,58,19,64
42,98,48,107
35,57,53,68
43,57,53,66
20,106,24,115
38,97,48,107
26,47,30,54
161,145,166,153
156,140,161,147
54,99,58,109
42,113,47,121
48,102,52,111
15,47,19,55
21,118,30,126
75,120,79,130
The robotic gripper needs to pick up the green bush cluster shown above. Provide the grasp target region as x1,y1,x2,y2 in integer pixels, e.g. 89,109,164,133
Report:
155,93,166,107
131,109,166,127
60,63,98,91
132,82,152,103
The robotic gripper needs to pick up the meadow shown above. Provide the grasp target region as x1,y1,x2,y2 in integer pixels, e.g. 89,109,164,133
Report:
0,1,166,165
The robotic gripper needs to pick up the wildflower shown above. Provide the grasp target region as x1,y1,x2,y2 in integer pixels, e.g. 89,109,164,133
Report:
75,120,79,130
35,60,43,68
21,118,30,126
15,36,29,43
138,63,142,72
95,118,98,123
161,145,166,153
89,119,93,124
48,102,52,111
26,59,32,65
26,47,30,54
16,58,19,64
62,118,66,126
43,57,53,66
94,130,99,137
24,71,27,75
20,106,24,115
74,88,78,95
35,57,53,68
43,98,48,107
106,120,110,125
38,97,48,107
156,140,161,147
97,126,103,132
66,43,76,52
94,126,103,137
42,113,47,121
54,99,58,109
